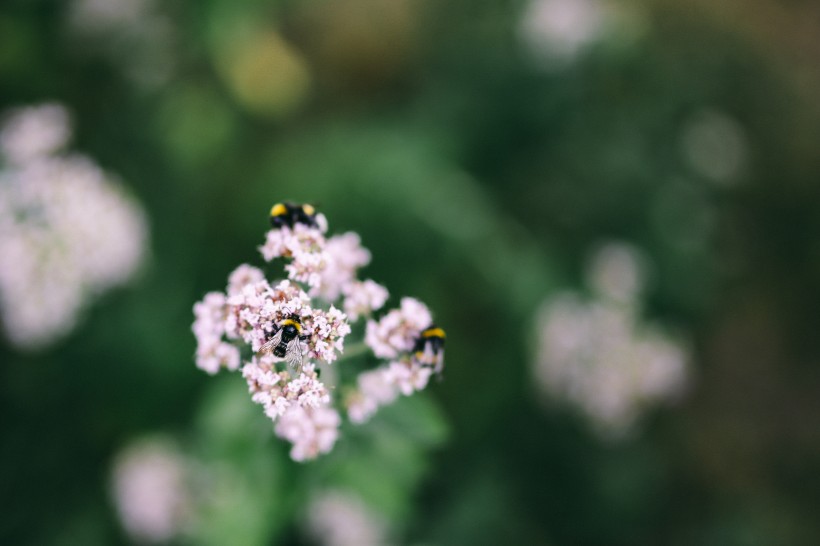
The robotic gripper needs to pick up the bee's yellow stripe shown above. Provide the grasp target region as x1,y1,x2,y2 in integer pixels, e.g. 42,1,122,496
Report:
271,203,287,217
281,319,302,332
302,204,315,215
422,327,445,339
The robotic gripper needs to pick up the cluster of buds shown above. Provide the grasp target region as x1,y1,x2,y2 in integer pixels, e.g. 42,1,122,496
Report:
192,203,445,461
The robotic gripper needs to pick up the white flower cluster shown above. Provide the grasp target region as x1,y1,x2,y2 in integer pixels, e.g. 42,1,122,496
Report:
0,103,148,349
243,356,340,459
223,276,349,361
346,297,436,424
534,242,688,436
111,437,190,544
193,206,440,461
306,490,391,546
258,220,379,305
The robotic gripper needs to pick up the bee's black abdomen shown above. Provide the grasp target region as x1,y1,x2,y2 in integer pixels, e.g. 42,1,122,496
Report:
269,202,318,230
270,215,288,228
270,203,291,229
294,209,318,228
274,345,287,358
414,337,444,354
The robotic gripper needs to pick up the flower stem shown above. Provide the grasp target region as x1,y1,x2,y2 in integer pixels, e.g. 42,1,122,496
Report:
338,341,369,361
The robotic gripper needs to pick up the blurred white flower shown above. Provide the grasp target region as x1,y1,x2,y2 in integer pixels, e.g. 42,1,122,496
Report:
385,360,433,396
520,0,606,65
68,0,176,89
681,109,748,185
586,241,646,304
275,405,341,462
70,0,152,30
534,243,688,436
193,207,441,460
0,103,70,164
313,232,372,301
226,263,265,296
347,368,398,424
111,437,190,544
343,279,389,322
0,104,148,349
306,490,391,546
345,355,435,424
365,297,432,359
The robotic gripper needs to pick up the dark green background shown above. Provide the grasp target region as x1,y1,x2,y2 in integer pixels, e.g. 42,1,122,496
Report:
2,0,820,544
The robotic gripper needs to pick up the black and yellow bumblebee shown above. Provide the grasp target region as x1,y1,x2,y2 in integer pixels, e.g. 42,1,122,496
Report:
269,202,319,229
260,315,309,369
413,325,446,375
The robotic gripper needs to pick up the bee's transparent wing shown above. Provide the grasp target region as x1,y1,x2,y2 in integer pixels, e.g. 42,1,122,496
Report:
285,338,303,369
418,343,436,366
433,349,445,375
259,329,283,354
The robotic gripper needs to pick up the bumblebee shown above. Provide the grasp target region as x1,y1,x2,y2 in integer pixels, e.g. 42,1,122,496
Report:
260,315,309,369
413,325,446,375
269,202,319,229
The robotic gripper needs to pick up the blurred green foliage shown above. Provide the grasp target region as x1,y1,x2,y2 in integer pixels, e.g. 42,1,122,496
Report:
2,0,820,544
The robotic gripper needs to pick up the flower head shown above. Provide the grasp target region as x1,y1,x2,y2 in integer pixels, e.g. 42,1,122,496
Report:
306,490,390,546
0,103,148,349
343,279,389,322
533,243,688,436
365,297,432,359
111,437,190,543
193,204,442,460
276,405,341,462
0,103,70,164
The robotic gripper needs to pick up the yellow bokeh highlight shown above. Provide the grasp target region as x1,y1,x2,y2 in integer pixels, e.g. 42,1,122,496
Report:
216,30,311,118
